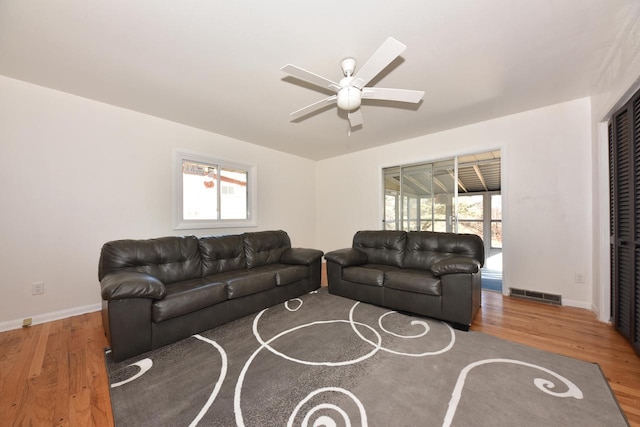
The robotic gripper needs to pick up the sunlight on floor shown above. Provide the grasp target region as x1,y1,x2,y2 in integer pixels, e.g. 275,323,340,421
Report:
482,250,502,292
485,251,502,271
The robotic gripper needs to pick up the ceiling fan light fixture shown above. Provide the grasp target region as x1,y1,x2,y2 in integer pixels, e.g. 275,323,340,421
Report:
337,86,361,111
282,37,424,129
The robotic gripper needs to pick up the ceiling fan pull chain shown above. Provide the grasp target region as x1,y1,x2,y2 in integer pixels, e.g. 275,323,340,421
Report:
348,95,351,136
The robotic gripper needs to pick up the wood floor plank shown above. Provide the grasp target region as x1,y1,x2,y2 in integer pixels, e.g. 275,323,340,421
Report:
0,325,38,426
85,314,113,426
0,289,638,426
27,322,50,379
68,387,92,427
52,318,72,427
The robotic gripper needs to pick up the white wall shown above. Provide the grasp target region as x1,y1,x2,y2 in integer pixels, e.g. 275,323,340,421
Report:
317,98,593,308
590,4,640,321
0,76,317,328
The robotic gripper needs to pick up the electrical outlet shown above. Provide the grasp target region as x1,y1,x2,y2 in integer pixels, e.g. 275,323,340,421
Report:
574,273,584,284
32,281,45,295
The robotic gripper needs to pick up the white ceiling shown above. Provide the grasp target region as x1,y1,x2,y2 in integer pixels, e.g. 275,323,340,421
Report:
0,1,636,160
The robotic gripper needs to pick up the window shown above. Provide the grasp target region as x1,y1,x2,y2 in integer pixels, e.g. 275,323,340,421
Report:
384,193,398,230
174,151,257,229
490,194,502,248
458,194,484,239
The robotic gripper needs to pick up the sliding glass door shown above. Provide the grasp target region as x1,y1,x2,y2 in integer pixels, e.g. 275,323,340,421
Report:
383,151,503,292
384,159,457,232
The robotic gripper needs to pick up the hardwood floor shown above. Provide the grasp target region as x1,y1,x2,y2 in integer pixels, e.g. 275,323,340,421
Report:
0,311,113,426
0,290,638,426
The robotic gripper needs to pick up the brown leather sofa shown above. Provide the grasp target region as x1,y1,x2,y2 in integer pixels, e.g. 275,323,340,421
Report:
99,230,323,361
324,230,484,330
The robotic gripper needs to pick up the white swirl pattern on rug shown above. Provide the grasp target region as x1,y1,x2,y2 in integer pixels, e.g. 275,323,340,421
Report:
108,335,228,427
349,301,456,357
443,358,584,427
188,334,228,427
287,387,369,427
235,295,458,426
110,291,588,426
284,297,304,312
378,311,430,339
110,358,153,388
233,293,586,427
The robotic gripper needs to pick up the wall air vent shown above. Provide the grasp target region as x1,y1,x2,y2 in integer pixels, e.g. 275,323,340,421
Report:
509,288,562,305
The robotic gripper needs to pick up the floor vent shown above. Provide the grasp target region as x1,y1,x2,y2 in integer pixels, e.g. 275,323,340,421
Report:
509,288,562,305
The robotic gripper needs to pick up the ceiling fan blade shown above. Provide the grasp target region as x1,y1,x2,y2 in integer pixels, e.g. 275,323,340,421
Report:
289,95,337,120
351,37,407,89
348,108,363,128
362,87,424,103
281,64,341,92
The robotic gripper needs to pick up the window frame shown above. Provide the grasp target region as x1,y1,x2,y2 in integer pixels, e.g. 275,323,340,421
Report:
173,151,257,230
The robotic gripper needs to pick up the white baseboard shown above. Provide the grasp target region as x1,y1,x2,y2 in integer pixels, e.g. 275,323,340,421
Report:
0,303,102,333
562,298,592,310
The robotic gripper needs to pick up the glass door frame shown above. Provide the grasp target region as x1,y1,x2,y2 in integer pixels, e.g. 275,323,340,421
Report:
383,158,460,233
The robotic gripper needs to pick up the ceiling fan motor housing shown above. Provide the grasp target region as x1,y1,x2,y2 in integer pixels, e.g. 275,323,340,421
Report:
337,76,362,111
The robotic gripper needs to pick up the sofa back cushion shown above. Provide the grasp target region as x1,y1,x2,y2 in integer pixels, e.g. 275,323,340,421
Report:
403,231,484,270
199,234,246,276
243,230,291,269
98,236,201,283
352,230,406,268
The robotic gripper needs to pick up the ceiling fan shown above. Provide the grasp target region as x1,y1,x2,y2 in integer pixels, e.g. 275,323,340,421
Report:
281,37,425,129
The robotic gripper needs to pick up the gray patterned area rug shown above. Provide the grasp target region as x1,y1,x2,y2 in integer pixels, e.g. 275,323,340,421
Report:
105,288,628,426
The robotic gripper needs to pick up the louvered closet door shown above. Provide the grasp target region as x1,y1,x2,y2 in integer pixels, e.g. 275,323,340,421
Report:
610,90,640,356
635,95,640,353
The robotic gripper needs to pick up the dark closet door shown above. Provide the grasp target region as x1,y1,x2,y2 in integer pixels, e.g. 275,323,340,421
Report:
610,89,640,356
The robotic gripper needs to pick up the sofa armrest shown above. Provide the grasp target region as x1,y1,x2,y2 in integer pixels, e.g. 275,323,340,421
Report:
324,248,368,267
281,248,324,265
100,271,167,300
441,272,482,328
431,256,480,276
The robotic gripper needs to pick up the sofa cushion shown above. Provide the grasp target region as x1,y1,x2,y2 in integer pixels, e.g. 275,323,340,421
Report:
235,263,308,286
151,278,227,322
384,269,442,296
343,264,396,286
243,230,291,269
225,270,277,299
199,234,246,275
275,265,309,286
353,230,406,268
403,231,484,271
98,236,202,284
